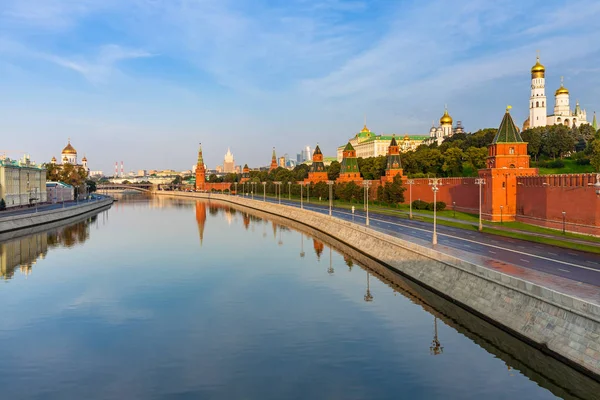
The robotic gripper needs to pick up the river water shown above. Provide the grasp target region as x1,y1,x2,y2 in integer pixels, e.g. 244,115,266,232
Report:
0,194,597,399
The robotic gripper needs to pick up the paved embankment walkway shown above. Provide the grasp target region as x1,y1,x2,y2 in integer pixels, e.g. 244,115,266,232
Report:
0,196,113,234
156,191,600,382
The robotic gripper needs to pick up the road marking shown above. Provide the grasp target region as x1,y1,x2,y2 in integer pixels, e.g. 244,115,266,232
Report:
284,202,600,273
489,250,497,254
558,268,570,273
520,259,530,263
548,252,557,256
586,261,599,265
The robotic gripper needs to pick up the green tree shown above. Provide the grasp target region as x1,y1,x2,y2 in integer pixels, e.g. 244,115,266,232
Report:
86,180,97,193
380,175,406,204
441,147,464,176
327,161,341,180
591,135,600,172
521,127,543,161
172,175,183,185
464,147,487,170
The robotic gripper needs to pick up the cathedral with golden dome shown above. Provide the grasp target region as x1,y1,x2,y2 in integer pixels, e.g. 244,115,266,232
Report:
426,107,465,145
523,54,589,130
50,139,89,175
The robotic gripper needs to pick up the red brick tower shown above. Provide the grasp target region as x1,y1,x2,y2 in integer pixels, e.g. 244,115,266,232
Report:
478,107,538,221
195,143,206,191
305,144,328,184
336,142,363,183
240,164,250,183
381,135,404,184
269,147,278,172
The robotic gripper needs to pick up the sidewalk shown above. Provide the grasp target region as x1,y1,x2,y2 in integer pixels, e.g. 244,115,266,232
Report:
0,196,106,219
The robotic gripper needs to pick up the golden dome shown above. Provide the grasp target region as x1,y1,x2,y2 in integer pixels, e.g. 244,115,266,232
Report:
440,109,453,125
555,86,569,96
403,134,410,141
361,124,370,133
531,56,545,78
62,140,77,155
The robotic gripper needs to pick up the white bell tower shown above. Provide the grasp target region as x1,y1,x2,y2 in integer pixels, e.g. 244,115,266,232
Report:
529,52,547,128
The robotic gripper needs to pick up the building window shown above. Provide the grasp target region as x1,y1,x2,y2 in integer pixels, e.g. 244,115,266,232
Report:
542,101,544,107
509,147,514,154
502,182,506,188
536,101,539,107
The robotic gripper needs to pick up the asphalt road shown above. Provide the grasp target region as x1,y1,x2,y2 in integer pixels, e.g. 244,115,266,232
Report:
241,195,600,287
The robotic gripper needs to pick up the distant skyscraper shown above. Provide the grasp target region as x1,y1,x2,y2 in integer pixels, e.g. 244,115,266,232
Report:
304,146,311,163
223,148,235,173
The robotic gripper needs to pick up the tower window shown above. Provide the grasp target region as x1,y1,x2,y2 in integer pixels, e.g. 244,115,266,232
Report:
509,147,515,154
542,101,544,107
536,101,539,107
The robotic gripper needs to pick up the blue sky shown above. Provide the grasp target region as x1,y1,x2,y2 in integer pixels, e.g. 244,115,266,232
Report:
1,0,600,173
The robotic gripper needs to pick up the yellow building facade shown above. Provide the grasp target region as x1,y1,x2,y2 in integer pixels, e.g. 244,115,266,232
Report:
0,156,47,208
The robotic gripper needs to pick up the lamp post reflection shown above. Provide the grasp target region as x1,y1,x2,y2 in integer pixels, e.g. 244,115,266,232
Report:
364,271,373,302
430,317,443,356
300,232,305,258
327,246,334,274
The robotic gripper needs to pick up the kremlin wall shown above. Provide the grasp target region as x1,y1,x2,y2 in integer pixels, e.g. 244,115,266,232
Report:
193,55,600,236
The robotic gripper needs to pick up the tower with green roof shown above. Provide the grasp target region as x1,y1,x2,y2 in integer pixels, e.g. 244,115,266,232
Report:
382,135,403,183
336,142,363,183
306,144,328,183
478,107,538,222
593,112,598,132
240,164,250,183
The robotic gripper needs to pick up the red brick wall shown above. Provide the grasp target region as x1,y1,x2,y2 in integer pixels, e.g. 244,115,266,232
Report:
516,174,600,235
401,177,479,212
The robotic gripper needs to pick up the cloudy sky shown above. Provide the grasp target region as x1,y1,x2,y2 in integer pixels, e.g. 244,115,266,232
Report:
1,0,600,173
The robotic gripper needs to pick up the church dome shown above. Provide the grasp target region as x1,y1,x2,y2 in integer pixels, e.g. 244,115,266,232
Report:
440,109,453,125
555,85,569,96
403,134,410,141
51,156,57,162
360,124,370,133
62,140,77,155
531,57,545,78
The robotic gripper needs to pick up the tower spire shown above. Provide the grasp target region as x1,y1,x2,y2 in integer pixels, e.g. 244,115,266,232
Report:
197,143,204,165
592,112,598,131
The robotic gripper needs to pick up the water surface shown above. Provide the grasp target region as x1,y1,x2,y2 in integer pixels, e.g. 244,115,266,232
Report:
0,194,596,399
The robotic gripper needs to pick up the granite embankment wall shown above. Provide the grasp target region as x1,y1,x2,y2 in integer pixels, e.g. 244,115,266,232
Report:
157,191,600,381
0,197,114,234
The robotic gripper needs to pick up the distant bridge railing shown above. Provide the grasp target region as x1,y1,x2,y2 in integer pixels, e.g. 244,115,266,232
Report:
97,184,153,192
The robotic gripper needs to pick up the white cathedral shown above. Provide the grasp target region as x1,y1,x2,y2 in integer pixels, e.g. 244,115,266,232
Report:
523,55,589,130
426,108,465,146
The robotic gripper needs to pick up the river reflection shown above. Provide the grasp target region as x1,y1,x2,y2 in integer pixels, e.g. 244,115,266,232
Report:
0,194,598,399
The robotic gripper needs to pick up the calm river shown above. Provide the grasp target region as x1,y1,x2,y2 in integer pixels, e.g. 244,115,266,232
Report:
0,194,597,399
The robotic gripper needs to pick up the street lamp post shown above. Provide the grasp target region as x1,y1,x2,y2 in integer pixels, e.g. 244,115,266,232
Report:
274,182,282,204
475,178,485,231
300,183,304,209
288,181,291,200
562,211,566,234
262,182,267,201
327,181,334,216
407,179,415,219
251,182,256,200
306,183,310,204
500,205,504,224
428,177,442,245
234,182,238,196
453,201,456,218
363,181,371,226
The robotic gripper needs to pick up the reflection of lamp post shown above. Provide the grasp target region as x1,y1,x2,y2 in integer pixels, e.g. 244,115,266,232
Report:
428,178,442,245
562,211,566,234
475,178,485,231
429,317,443,356
407,179,415,219
288,181,291,200
363,181,371,226
300,232,305,258
500,205,504,224
364,271,373,302
327,181,334,216
278,225,283,246
262,182,266,201
328,246,334,274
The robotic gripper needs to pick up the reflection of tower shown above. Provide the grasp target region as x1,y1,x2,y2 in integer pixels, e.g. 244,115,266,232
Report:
195,201,206,246
344,255,354,270
364,271,373,302
313,239,324,260
327,246,334,274
272,221,277,239
300,233,305,258
429,317,443,356
278,226,283,246
243,213,250,230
